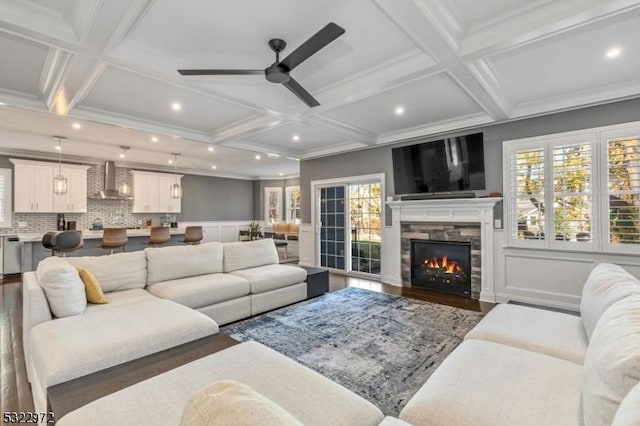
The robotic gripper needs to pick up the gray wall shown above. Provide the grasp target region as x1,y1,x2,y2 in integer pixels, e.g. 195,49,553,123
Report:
180,174,254,221
300,97,640,224
253,177,301,220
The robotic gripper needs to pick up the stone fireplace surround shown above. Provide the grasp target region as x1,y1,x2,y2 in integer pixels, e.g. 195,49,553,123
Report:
385,198,502,302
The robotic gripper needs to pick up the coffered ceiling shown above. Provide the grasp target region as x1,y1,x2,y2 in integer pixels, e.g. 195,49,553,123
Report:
0,0,638,178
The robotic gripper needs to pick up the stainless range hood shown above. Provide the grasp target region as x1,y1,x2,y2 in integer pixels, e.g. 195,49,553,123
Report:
90,161,133,200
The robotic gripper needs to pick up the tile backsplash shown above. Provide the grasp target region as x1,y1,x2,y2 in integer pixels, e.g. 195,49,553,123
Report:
6,164,178,234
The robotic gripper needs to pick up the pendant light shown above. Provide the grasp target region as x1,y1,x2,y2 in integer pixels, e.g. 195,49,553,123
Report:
53,136,68,196
170,153,182,199
118,146,131,196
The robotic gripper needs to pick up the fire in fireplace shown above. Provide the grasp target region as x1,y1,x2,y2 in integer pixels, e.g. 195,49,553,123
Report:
411,239,471,297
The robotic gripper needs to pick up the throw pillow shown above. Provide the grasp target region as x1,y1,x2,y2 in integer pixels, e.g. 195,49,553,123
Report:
180,380,303,426
75,266,108,304
36,257,86,317
580,263,640,340
582,294,640,425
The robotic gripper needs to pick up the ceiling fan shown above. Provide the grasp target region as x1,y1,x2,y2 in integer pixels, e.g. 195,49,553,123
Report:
178,22,345,107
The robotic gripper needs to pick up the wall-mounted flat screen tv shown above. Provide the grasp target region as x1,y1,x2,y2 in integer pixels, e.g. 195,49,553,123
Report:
392,132,485,195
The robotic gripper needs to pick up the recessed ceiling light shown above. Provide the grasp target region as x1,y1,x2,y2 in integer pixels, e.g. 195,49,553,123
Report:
151,136,159,143
168,159,174,164
395,106,405,116
279,172,284,176
171,102,182,111
54,145,62,151
0,102,6,106
255,154,261,160
208,146,214,152
211,165,217,169
119,153,125,158
292,134,300,141
72,122,81,130
605,46,622,59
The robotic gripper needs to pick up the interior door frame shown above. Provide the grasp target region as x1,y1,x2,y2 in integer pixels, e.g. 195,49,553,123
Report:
310,173,385,273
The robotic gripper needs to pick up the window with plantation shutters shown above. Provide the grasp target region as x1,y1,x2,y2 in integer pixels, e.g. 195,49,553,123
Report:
607,137,640,246
0,168,12,228
505,122,640,253
552,142,593,244
510,147,545,241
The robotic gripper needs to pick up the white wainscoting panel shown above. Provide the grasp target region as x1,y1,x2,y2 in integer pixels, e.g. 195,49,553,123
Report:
180,221,253,243
381,226,401,286
494,237,640,311
298,223,315,267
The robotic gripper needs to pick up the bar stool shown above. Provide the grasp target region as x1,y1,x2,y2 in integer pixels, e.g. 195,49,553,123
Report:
99,228,128,254
42,231,83,257
181,226,203,245
147,227,171,247
54,230,84,257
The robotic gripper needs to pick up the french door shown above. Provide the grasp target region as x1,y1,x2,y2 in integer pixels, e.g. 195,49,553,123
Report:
315,176,383,276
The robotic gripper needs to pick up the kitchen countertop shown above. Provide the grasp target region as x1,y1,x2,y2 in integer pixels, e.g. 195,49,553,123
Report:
11,228,186,242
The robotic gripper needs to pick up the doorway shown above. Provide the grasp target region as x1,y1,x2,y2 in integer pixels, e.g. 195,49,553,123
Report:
313,174,384,277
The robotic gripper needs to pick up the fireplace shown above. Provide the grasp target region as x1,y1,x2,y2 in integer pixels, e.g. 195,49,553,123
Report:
410,239,472,297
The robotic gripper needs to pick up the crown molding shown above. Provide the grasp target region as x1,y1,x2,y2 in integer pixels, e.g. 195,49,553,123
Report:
510,79,640,119
376,112,494,145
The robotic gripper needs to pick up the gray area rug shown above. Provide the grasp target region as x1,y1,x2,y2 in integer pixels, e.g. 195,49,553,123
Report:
222,287,484,416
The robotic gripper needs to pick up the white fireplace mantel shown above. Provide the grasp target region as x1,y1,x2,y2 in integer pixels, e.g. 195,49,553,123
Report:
382,197,502,302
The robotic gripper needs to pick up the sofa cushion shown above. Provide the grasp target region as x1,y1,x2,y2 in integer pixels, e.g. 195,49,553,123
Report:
147,274,250,309
66,251,147,293
230,264,306,294
612,381,640,426
465,303,588,364
146,243,224,285
580,263,640,340
75,266,107,304
30,299,218,390
223,239,279,273
399,340,582,426
36,257,86,318
84,288,159,314
582,294,640,426
55,341,384,426
180,380,302,426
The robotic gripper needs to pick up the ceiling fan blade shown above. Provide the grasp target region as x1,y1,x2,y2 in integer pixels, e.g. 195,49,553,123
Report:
178,69,263,76
280,22,345,71
283,77,320,107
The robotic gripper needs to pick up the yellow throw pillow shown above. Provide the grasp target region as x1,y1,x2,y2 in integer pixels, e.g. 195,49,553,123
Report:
75,266,108,304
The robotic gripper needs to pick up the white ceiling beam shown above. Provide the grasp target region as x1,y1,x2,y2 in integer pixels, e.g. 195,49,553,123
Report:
373,0,510,120
304,116,377,146
71,105,212,143
211,114,284,144
220,139,297,158
460,0,640,59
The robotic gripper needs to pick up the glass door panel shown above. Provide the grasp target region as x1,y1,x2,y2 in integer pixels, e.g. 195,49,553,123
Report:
350,182,382,275
320,186,346,270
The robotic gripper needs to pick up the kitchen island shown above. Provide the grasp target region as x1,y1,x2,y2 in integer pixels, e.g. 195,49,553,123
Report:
20,228,187,272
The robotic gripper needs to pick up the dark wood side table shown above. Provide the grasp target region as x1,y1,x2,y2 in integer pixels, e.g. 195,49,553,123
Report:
299,265,329,299
48,333,238,423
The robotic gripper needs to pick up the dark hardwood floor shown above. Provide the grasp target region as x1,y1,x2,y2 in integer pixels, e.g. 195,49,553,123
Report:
0,272,493,416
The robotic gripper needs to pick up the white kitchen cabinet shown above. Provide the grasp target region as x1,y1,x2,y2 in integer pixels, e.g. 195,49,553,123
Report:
132,171,182,213
12,159,89,213
12,161,56,212
157,174,182,213
52,167,89,213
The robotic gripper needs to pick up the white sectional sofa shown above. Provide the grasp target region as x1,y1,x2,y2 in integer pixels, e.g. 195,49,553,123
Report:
22,239,307,418
399,262,640,426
